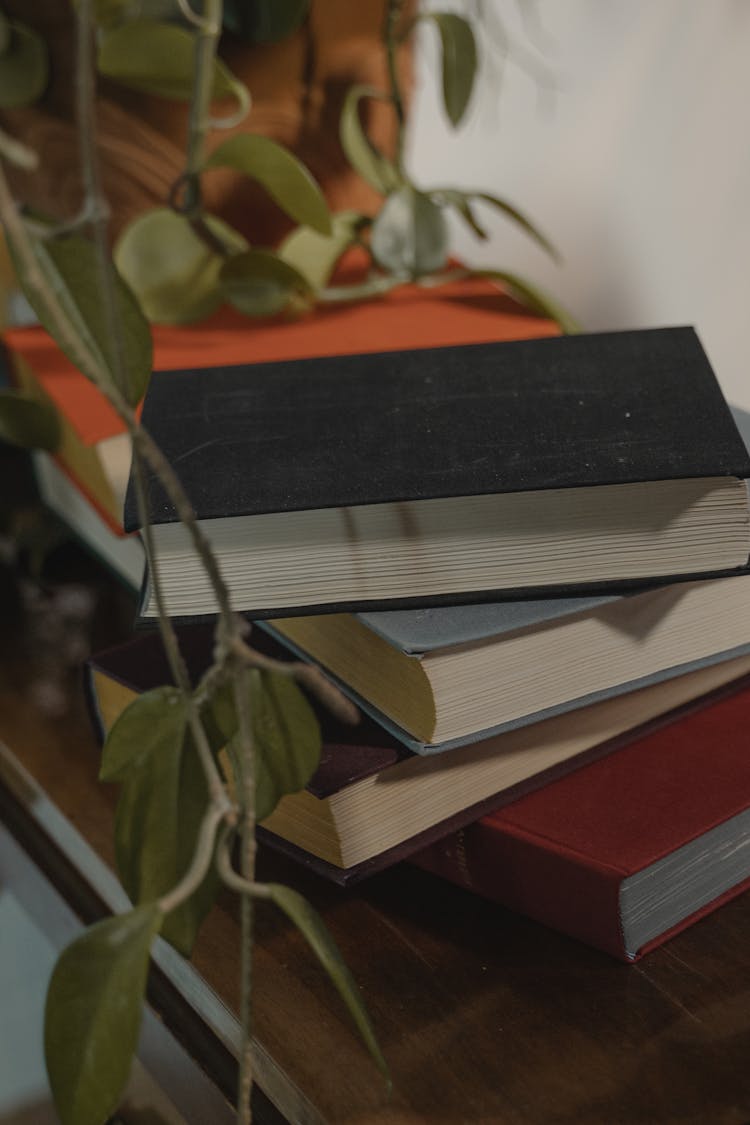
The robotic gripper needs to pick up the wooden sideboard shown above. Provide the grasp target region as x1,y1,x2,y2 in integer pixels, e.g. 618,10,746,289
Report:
2,553,750,1124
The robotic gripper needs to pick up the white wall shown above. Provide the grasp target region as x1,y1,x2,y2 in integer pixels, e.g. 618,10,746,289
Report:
408,0,750,410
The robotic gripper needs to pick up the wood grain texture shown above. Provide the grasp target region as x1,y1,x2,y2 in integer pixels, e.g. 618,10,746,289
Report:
2,563,750,1123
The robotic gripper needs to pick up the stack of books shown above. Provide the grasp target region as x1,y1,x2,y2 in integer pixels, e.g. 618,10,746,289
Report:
11,289,750,963
89,313,750,964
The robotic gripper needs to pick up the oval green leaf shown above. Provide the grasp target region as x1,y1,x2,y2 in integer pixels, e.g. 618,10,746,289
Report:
427,12,477,127
7,232,153,406
205,134,331,235
340,85,400,195
474,193,560,261
219,249,313,317
159,734,220,955
114,725,218,955
472,268,581,334
223,0,310,43
371,186,448,277
244,669,321,821
115,208,247,324
279,210,365,291
268,883,389,1083
0,21,49,108
100,685,187,782
44,903,162,1125
98,20,237,101
0,390,60,450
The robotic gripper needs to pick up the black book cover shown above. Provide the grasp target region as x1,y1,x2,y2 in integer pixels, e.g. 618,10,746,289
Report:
124,327,750,530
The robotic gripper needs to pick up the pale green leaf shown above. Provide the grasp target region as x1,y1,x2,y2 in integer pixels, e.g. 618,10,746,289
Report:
98,20,237,100
0,21,49,108
223,0,310,43
474,193,560,260
219,249,313,317
339,85,400,195
114,728,218,956
7,232,153,406
0,391,60,450
114,208,247,324
279,210,365,291
44,904,162,1125
268,884,389,1083
472,268,581,333
99,686,186,782
371,186,448,277
427,13,477,127
205,134,331,235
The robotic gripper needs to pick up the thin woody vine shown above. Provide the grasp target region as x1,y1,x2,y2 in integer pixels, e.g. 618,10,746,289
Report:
0,2,575,1123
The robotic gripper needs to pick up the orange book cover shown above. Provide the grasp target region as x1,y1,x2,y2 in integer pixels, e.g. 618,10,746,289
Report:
3,277,558,447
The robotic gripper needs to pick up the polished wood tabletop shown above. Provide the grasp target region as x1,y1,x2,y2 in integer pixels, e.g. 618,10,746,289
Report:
2,555,750,1124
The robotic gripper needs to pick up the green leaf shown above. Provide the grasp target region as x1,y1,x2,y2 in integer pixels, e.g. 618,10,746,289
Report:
114,726,218,956
433,188,487,240
472,268,581,334
268,884,389,1083
98,20,238,101
339,85,400,195
249,670,322,820
206,679,238,744
100,686,187,782
7,232,153,406
474,193,560,260
44,903,162,1125
0,391,60,451
427,13,477,127
279,210,366,291
219,249,314,317
223,0,310,43
160,733,221,954
114,208,247,324
0,21,49,108
371,186,448,277
205,134,331,235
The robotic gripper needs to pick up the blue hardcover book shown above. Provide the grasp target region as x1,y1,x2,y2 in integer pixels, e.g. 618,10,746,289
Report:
259,409,750,754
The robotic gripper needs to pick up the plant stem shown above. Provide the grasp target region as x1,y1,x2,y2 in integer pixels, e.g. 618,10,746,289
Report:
159,803,227,915
74,0,232,809
182,0,223,219
384,0,407,175
230,636,360,726
233,662,257,1125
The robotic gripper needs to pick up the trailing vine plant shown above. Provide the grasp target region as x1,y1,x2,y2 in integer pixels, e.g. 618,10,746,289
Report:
0,4,385,1125
0,2,575,1123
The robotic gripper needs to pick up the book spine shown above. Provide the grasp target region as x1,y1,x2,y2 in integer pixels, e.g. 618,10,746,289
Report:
412,819,629,961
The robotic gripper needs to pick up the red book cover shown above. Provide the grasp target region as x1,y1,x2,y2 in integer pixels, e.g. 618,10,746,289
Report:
413,682,750,961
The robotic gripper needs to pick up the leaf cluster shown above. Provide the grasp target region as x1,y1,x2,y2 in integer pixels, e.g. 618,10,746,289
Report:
43,666,386,1124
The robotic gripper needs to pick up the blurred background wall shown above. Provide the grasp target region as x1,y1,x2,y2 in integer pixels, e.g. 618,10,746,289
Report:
409,0,750,409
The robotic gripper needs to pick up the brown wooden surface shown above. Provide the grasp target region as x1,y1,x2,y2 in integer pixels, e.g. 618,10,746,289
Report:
3,563,750,1124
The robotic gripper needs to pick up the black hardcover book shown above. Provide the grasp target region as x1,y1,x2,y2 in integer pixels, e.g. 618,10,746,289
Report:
125,327,750,619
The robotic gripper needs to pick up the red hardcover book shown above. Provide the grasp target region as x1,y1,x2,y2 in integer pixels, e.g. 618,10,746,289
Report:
413,682,750,961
